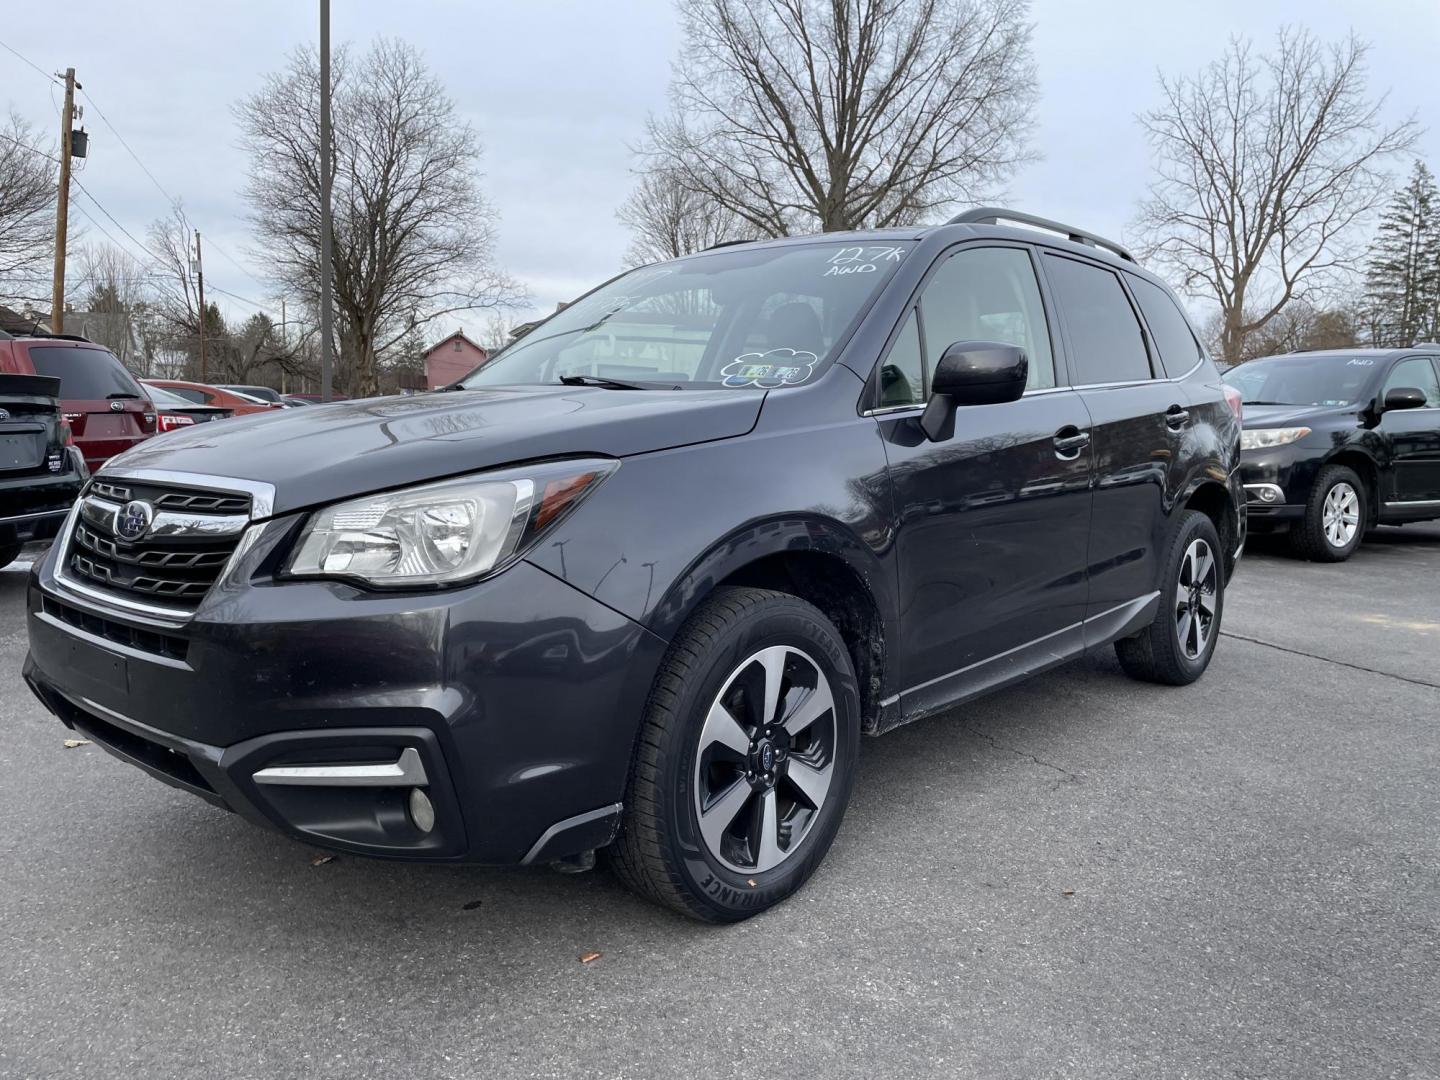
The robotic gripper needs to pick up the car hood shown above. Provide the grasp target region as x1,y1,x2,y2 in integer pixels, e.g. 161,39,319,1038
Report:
104,386,764,516
1242,403,1356,429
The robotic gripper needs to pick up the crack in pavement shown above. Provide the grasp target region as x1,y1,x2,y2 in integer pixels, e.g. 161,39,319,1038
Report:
962,723,1080,784
1221,630,1440,691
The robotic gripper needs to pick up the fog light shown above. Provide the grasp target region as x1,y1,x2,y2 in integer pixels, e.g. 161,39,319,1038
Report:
1259,487,1280,503
409,787,436,833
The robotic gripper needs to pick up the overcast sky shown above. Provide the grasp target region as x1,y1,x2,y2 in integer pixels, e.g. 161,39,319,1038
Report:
4,0,1438,339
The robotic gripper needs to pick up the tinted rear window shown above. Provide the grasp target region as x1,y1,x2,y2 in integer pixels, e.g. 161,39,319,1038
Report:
1129,275,1203,377
27,345,142,400
1043,256,1152,384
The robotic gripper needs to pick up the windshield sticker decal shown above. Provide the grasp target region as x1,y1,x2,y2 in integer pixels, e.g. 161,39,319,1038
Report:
721,348,819,388
824,245,906,277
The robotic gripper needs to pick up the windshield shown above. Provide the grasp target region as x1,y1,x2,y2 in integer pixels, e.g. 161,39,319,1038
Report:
1226,354,1381,407
464,241,913,390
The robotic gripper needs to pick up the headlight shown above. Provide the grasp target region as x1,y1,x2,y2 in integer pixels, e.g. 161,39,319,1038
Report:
284,459,616,588
1240,427,1311,450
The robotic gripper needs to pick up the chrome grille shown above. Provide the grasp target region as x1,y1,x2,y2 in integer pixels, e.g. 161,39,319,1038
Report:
63,478,253,613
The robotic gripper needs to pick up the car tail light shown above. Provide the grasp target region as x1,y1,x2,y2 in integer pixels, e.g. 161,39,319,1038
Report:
59,421,74,446
1222,384,1242,423
158,413,195,433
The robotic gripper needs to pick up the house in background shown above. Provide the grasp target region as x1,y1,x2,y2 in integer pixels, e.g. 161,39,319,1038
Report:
423,331,488,389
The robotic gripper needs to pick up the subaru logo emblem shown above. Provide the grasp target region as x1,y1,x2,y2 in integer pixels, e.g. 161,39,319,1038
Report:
0,408,9,421
114,499,154,542
109,401,124,412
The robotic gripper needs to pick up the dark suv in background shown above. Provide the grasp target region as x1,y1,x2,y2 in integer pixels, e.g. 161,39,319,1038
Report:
24,209,1244,921
1230,348,1440,561
0,373,87,569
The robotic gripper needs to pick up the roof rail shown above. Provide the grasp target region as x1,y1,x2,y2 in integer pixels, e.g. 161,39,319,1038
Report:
703,239,760,251
948,207,1136,264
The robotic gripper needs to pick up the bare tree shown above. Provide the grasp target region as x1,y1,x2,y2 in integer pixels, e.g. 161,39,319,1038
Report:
0,111,56,307
645,0,1037,236
236,39,525,397
1137,29,1418,367
617,167,747,265
1204,300,1361,365
147,205,206,372
67,242,149,367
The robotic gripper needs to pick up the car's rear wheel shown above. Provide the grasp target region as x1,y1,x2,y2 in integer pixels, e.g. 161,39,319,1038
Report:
0,544,23,571
608,587,860,922
1115,509,1224,686
1290,465,1366,562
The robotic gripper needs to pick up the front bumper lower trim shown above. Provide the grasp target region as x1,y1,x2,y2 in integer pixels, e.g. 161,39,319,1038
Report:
253,747,430,787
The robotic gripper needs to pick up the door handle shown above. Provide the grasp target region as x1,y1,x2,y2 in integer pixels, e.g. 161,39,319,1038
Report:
1165,405,1190,429
1053,428,1091,457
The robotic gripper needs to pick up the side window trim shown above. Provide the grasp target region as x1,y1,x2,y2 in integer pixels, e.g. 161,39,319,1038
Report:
862,239,1069,412
1040,251,1159,387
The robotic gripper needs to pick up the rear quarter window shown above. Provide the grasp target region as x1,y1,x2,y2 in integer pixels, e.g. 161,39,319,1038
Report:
1128,275,1204,377
25,345,142,400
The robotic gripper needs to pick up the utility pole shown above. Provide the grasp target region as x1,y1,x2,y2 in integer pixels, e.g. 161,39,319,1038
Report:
318,0,334,402
280,296,287,393
50,68,77,334
194,230,207,382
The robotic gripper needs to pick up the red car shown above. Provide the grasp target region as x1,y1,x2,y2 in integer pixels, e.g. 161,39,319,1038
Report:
0,332,155,474
144,379,287,418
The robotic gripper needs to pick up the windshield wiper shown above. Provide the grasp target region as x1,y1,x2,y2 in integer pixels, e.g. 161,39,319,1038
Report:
1241,399,1287,406
106,392,141,399
558,374,665,390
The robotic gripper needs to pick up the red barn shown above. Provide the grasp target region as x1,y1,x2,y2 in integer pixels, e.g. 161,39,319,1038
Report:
423,331,489,389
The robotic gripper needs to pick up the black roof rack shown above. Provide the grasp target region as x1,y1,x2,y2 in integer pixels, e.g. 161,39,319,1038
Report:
948,207,1136,264
703,239,760,251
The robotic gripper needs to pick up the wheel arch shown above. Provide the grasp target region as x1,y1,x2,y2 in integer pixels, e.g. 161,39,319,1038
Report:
1180,475,1240,580
648,516,895,735
1322,448,1381,523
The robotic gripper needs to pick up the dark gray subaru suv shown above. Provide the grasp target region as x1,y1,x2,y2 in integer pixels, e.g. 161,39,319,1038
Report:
24,209,1244,921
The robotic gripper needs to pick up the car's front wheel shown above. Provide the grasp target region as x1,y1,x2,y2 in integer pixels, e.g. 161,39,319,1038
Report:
1290,465,1366,562
608,587,860,922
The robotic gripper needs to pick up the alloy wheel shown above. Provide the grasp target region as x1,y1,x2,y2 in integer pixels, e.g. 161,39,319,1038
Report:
1322,481,1360,549
692,645,837,874
1175,538,1218,661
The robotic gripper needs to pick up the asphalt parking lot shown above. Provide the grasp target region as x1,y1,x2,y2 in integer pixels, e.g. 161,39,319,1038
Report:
2,527,1437,1080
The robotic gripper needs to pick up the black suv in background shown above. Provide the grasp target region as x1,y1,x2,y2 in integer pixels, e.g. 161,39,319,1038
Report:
0,373,87,569
1230,348,1440,561
24,209,1243,921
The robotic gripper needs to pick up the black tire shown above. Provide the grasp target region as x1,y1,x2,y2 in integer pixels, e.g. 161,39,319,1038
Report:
1289,464,1366,562
607,587,860,922
0,544,22,571
1115,510,1224,686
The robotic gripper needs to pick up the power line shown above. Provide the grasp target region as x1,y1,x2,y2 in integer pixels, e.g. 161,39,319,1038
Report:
76,87,180,211
0,37,60,85
70,177,164,264
204,235,271,292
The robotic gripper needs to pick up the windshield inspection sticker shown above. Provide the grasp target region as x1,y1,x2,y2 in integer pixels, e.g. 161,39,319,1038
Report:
824,245,906,277
721,348,819,388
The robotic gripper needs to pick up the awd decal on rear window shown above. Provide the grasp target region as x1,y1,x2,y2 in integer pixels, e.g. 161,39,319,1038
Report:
721,348,818,388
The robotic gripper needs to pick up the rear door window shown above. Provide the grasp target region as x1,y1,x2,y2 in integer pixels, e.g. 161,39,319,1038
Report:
26,345,142,400
1129,275,1203,377
1043,256,1153,385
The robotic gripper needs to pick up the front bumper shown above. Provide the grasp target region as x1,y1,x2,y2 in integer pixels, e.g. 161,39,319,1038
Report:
1239,444,1318,530
25,523,667,864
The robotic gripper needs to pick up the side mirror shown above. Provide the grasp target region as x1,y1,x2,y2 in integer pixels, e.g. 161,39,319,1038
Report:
1383,386,1427,412
921,341,1028,442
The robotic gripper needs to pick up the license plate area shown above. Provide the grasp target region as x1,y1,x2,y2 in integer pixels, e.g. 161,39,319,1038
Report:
0,431,44,471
